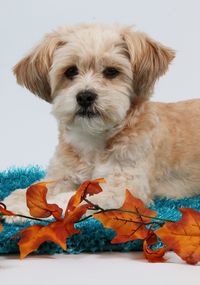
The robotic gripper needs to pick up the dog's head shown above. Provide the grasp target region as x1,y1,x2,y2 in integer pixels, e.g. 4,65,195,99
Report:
14,24,175,133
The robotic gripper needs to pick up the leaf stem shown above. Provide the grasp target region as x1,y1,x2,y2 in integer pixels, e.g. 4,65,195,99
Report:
0,202,7,209
0,213,48,223
111,217,164,226
15,214,46,222
83,197,104,211
75,214,93,223
79,197,176,224
97,208,175,223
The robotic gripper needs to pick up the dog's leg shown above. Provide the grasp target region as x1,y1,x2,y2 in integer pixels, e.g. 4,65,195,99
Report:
2,179,75,224
2,189,30,223
2,141,93,223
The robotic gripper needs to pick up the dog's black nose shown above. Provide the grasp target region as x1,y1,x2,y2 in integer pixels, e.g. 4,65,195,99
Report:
76,91,97,108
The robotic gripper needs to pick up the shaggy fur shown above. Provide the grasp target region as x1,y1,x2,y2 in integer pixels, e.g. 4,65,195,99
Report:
3,24,200,223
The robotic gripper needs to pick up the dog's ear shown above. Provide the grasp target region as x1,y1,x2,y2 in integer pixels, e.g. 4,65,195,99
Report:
122,28,175,99
13,32,64,102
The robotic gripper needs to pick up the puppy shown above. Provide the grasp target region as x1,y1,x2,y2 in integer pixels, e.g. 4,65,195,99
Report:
3,23,200,222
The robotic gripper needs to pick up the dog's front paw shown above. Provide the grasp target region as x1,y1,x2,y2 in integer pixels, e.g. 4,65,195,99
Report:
2,189,75,224
2,189,30,224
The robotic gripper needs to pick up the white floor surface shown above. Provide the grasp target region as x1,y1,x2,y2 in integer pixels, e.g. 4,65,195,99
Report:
1,252,200,285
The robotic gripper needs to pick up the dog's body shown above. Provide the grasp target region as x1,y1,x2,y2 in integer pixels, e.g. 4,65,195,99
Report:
3,24,200,222
46,98,200,207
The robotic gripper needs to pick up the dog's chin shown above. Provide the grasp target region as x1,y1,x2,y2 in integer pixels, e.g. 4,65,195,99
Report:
72,107,113,134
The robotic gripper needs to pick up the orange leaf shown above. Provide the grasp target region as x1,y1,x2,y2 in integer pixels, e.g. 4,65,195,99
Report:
0,205,16,216
143,231,168,262
14,203,90,258
26,181,63,220
156,208,200,265
15,223,68,259
67,178,105,211
15,224,43,258
94,190,157,243
0,223,3,232
64,204,91,225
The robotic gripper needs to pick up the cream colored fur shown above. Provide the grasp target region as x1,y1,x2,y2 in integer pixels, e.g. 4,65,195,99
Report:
3,24,200,223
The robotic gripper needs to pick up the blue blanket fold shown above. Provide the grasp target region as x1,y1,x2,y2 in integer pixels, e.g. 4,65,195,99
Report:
0,166,200,255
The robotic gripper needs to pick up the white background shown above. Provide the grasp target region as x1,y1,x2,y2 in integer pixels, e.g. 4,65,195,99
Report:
0,0,200,283
1,0,200,170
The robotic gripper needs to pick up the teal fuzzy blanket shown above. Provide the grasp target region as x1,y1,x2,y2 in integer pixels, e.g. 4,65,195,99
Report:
0,166,200,255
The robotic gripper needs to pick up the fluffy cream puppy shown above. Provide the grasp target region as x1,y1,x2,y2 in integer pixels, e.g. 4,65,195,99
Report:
3,24,200,222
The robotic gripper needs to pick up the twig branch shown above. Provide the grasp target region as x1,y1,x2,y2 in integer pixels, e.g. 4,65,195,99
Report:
81,197,175,224
112,217,164,226
95,208,175,223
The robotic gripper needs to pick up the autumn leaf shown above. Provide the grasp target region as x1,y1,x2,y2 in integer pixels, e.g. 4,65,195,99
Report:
143,231,168,262
15,224,45,259
94,190,157,243
16,222,74,259
26,181,63,220
0,223,3,232
156,208,200,265
67,178,105,211
9,177,200,265
14,204,90,259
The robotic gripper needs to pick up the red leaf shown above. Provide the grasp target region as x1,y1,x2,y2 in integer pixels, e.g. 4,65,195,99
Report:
13,203,90,259
94,190,157,243
143,231,168,262
15,223,68,259
67,178,105,211
26,181,63,220
156,208,200,265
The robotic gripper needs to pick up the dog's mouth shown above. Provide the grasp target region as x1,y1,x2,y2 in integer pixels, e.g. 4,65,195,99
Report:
75,107,100,118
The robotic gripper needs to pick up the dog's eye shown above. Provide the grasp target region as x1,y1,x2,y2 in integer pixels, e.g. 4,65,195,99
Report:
103,67,119,79
65,66,79,79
